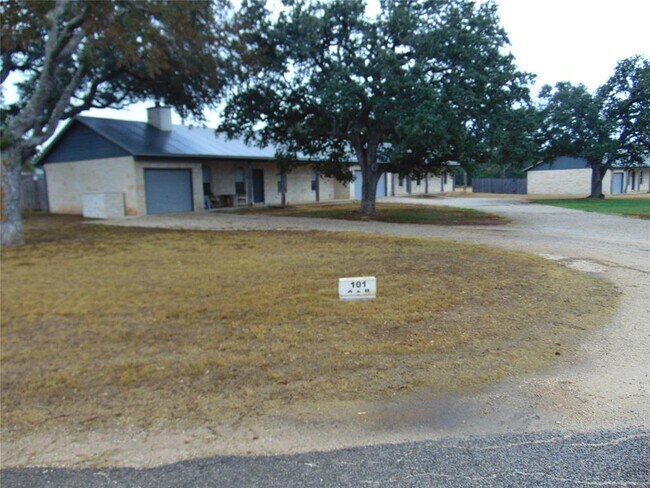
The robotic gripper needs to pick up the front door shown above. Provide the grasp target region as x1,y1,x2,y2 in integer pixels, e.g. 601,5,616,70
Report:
377,173,387,197
354,170,363,199
612,172,624,195
252,169,265,203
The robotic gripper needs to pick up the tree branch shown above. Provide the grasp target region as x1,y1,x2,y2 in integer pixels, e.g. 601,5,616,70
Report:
63,68,126,117
28,62,86,148
5,1,87,147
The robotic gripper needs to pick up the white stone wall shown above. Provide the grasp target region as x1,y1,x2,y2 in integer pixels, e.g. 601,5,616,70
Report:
206,161,348,205
44,157,138,215
209,161,241,197
393,172,453,196
602,170,613,195
527,168,635,196
134,161,204,215
527,168,593,195
334,179,353,199
279,165,318,204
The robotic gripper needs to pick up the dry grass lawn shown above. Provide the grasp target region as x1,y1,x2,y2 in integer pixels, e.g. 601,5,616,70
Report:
1,213,616,438
236,202,507,225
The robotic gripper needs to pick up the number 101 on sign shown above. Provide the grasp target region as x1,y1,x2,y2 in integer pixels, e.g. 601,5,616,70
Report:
339,277,376,301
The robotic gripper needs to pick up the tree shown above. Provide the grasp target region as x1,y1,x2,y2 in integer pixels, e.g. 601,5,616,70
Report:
1,0,229,246
220,0,532,214
473,104,538,178
537,56,650,199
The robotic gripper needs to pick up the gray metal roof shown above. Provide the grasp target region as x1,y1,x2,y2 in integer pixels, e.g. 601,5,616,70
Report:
76,116,280,160
524,155,650,172
38,115,465,167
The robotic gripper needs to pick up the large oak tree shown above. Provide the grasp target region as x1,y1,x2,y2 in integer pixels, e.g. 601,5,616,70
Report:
219,0,532,214
1,0,229,245
537,56,650,198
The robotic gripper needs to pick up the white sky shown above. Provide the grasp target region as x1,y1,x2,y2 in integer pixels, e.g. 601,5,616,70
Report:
45,0,650,125
495,0,650,92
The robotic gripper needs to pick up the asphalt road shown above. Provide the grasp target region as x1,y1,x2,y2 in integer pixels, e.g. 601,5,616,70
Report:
2,429,648,487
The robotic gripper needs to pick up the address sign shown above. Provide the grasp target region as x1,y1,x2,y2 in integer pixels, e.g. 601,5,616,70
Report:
339,276,376,301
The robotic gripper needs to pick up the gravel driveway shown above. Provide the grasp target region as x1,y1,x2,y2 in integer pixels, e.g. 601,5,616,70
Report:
102,196,650,438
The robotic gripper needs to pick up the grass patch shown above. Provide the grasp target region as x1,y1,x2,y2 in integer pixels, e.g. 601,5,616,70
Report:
1,213,616,436
531,197,650,218
237,202,507,225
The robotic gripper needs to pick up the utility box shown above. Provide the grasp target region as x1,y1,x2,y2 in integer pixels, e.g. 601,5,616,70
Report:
82,192,125,219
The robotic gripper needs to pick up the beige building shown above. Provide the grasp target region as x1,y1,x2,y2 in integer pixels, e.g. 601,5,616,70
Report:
38,108,455,218
526,156,650,195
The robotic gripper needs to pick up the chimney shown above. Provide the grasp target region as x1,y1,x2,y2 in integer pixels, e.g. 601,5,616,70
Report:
147,105,172,131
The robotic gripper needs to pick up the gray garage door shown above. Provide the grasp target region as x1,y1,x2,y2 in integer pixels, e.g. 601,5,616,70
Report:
354,171,387,199
144,169,193,215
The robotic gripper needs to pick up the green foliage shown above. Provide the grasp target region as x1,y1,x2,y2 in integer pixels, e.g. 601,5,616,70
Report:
531,198,650,219
220,0,533,209
1,0,229,149
473,105,538,177
537,82,609,165
598,56,650,162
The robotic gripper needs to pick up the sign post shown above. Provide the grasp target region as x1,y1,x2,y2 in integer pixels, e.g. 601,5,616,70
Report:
338,277,376,301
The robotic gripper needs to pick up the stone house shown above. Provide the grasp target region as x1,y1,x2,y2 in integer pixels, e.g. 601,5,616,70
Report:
37,107,455,218
525,156,650,196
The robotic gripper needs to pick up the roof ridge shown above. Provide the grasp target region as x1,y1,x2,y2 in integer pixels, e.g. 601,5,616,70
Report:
76,114,218,132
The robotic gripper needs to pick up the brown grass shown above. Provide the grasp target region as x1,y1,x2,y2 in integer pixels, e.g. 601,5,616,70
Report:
1,213,617,437
236,202,507,225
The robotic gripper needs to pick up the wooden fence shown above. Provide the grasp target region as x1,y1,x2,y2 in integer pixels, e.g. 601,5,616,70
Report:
472,177,527,194
20,174,49,211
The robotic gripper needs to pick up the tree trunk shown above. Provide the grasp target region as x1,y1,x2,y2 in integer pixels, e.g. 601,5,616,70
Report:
1,147,26,246
589,164,607,199
360,165,381,215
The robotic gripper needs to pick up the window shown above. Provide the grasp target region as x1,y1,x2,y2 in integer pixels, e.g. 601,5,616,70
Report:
640,170,644,187
631,171,636,191
443,173,447,185
235,168,245,195
202,166,213,196
398,176,404,187
311,170,318,191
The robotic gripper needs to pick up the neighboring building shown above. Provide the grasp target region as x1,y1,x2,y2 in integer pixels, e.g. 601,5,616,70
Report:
525,156,650,195
37,107,455,217
392,171,455,197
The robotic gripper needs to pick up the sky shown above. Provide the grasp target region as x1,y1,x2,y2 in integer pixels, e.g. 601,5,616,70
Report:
495,0,650,92
81,0,649,125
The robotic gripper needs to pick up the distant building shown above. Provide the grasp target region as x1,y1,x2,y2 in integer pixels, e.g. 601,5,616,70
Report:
525,156,650,195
